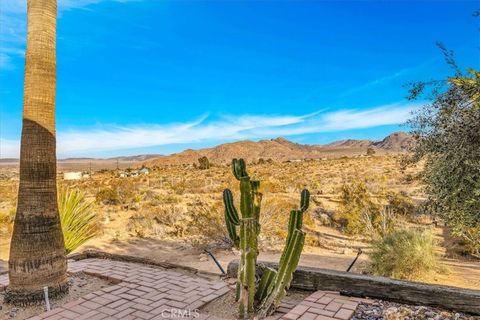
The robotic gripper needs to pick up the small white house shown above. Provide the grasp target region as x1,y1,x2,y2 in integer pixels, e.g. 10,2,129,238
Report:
139,167,150,175
63,172,82,180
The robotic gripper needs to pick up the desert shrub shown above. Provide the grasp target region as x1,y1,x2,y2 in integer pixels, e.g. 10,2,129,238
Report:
338,180,394,238
386,191,416,216
115,179,136,203
366,148,376,156
458,227,480,257
96,187,119,205
128,213,154,238
258,197,292,243
95,179,136,204
59,188,99,253
170,179,187,195
406,49,480,255
129,205,189,238
187,202,229,247
369,228,440,280
198,156,211,170
0,208,15,234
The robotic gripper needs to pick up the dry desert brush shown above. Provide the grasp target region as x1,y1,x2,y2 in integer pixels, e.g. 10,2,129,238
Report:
223,158,310,319
369,228,440,281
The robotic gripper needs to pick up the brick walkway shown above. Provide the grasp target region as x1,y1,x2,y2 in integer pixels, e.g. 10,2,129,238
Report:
276,291,372,320
0,259,370,319
1,258,229,320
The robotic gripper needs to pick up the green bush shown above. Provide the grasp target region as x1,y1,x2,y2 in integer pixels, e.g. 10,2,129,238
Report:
369,228,440,280
59,188,99,253
406,54,480,255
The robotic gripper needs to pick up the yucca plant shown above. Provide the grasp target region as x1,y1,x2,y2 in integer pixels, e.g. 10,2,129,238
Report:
58,188,98,254
224,159,310,319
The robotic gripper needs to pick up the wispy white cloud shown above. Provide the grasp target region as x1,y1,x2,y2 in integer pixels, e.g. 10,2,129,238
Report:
339,69,411,98
0,103,419,158
0,0,140,69
0,139,21,159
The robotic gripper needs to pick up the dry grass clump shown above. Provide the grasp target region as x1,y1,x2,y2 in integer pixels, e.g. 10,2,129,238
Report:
369,228,440,280
0,208,15,234
95,179,137,205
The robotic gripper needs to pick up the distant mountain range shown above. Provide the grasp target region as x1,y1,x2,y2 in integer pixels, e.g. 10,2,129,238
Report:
0,132,413,167
144,132,414,166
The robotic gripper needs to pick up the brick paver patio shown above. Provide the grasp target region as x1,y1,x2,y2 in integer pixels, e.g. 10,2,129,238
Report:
0,259,371,319
275,291,372,320
1,258,229,320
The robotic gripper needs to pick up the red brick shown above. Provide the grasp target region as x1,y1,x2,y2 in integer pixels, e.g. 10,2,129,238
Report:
325,302,342,313
98,306,118,316
317,297,333,305
133,302,155,312
299,312,317,320
81,300,102,310
314,315,335,320
289,305,310,315
334,308,354,320
132,310,154,319
114,308,136,319
309,308,335,317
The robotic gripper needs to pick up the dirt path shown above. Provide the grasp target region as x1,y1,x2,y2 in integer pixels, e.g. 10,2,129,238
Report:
1,226,479,290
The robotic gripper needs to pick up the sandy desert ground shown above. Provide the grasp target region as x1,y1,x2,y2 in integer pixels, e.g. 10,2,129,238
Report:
1,155,479,290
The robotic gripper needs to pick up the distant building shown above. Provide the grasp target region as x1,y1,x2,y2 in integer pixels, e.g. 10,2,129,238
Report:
118,167,149,178
139,167,150,175
63,172,82,180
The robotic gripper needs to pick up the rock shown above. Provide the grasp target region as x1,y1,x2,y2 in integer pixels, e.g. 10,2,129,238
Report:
317,213,332,226
383,306,413,320
199,253,209,262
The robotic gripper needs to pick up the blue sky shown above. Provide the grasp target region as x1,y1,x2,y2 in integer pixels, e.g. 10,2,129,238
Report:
0,0,478,158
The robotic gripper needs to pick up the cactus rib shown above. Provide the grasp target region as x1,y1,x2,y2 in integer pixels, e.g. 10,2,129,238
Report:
300,189,310,212
223,189,240,225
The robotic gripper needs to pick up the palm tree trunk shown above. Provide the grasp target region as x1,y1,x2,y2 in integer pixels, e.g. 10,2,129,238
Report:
6,0,68,304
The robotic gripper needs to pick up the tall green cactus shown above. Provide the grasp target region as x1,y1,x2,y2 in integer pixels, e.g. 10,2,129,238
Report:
223,158,310,319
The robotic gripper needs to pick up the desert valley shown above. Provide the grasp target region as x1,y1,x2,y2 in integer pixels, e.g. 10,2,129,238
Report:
2,132,479,295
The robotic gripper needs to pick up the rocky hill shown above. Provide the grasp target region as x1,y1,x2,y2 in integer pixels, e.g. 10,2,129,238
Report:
145,132,413,166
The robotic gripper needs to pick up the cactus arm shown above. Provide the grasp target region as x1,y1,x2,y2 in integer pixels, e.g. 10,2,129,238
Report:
223,189,240,225
233,158,248,180
300,189,310,212
225,211,240,248
255,267,277,302
257,230,306,318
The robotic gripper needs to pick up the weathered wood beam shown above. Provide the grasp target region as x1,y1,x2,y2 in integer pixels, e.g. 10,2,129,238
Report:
227,260,480,315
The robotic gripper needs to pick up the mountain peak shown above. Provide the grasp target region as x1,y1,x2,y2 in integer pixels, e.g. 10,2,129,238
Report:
144,132,413,166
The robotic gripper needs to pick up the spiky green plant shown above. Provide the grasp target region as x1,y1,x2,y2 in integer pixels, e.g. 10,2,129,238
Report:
58,188,98,254
223,159,310,319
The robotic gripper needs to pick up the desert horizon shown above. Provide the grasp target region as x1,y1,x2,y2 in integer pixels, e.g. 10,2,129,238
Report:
0,1,478,319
